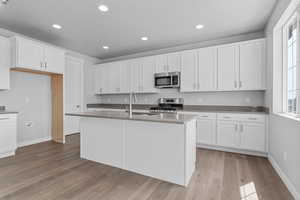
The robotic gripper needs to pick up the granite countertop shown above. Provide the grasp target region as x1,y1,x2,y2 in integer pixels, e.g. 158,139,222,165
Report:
66,111,197,124
0,107,18,114
0,111,19,114
86,104,269,115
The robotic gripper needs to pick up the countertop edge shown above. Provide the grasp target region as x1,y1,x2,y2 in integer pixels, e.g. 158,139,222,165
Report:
66,113,197,124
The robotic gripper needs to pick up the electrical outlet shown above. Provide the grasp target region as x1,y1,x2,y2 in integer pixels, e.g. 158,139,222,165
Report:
25,122,33,128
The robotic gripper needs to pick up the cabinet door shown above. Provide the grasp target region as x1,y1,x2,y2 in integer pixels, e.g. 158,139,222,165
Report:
180,50,198,92
217,45,239,91
0,36,10,90
109,62,121,93
44,46,65,74
140,57,156,93
197,118,216,145
15,37,44,70
120,61,130,93
240,122,266,152
167,53,181,72
217,120,238,148
0,115,17,154
198,47,217,91
239,40,265,90
94,66,105,94
130,60,141,92
155,55,168,73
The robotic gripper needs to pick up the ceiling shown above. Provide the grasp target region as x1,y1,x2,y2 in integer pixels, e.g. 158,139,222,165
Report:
0,0,276,59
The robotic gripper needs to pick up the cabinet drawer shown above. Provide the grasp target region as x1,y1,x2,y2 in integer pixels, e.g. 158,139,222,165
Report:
217,113,239,121
237,114,266,123
196,112,217,120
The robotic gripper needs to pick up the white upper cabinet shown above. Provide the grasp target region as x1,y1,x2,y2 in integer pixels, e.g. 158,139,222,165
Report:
131,57,156,93
181,47,217,92
94,65,105,94
156,53,181,73
140,56,156,93
0,36,10,90
198,47,217,91
217,44,239,91
119,61,131,93
239,40,266,90
11,36,65,74
43,45,65,74
180,50,198,92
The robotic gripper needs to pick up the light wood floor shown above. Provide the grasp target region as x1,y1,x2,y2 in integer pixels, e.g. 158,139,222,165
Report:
0,134,294,200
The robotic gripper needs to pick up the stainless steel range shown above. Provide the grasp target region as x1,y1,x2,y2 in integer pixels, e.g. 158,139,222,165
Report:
149,98,183,114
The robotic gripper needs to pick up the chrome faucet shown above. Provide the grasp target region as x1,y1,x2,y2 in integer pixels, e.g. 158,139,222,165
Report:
129,92,137,118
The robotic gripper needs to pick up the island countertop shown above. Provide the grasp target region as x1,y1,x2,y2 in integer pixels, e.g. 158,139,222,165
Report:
66,110,197,124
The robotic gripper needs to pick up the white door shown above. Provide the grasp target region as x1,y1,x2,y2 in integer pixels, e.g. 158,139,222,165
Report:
197,118,216,145
0,36,10,90
44,46,65,74
217,45,239,91
167,53,181,72
239,40,265,90
155,55,168,73
16,37,44,70
217,120,238,148
240,122,266,152
198,47,217,91
180,50,198,92
64,56,83,135
140,56,156,93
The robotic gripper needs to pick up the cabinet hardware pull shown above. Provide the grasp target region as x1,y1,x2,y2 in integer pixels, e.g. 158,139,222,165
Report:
45,62,47,68
223,116,231,119
201,116,209,118
40,62,43,68
239,81,242,88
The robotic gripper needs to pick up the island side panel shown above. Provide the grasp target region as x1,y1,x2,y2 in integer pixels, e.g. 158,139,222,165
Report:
184,119,197,186
124,120,186,186
80,117,124,169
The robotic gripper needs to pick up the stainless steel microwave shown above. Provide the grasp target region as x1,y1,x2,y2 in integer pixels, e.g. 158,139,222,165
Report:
154,72,180,88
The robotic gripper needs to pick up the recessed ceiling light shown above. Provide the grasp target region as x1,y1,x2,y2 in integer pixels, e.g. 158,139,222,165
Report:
141,37,148,41
195,24,204,29
102,46,109,50
98,4,109,12
52,24,62,30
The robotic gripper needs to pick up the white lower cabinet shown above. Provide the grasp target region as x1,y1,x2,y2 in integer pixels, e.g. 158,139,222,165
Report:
240,122,266,152
196,113,217,145
0,114,17,158
217,120,238,148
181,111,267,155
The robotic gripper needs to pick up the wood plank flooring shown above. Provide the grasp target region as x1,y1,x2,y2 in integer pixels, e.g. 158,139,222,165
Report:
0,134,294,200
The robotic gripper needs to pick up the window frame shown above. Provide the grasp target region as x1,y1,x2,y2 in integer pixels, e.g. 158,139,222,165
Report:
282,13,299,117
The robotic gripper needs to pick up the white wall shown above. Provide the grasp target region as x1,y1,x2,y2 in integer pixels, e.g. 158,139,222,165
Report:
265,0,300,198
0,71,51,146
99,90,265,106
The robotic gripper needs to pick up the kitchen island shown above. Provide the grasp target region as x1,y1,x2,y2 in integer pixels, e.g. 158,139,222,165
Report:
66,110,197,186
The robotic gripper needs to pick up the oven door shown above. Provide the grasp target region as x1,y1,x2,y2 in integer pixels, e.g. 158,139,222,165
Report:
155,75,172,88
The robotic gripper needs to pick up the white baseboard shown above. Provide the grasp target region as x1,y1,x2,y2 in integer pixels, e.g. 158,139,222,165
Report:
18,136,52,148
269,155,300,200
0,150,15,159
197,143,268,157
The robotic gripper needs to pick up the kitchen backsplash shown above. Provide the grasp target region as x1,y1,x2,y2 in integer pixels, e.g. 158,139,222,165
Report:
97,89,265,106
